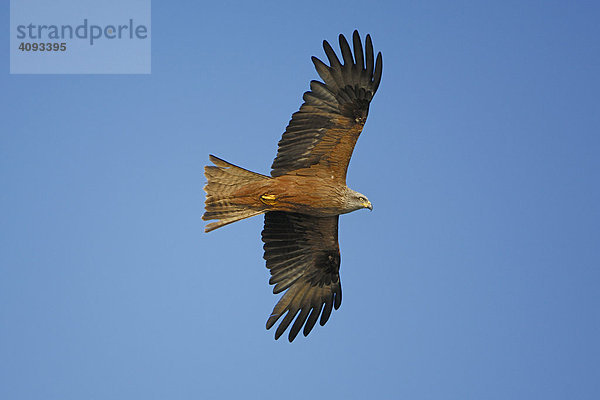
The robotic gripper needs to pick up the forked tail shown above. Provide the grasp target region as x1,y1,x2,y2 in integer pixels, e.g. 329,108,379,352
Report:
202,155,270,232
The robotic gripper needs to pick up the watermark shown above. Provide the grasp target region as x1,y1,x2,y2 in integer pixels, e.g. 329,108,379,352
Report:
16,19,149,46
10,0,151,74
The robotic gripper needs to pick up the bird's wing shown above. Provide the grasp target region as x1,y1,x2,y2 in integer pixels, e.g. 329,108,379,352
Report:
270,30,383,182
262,212,342,342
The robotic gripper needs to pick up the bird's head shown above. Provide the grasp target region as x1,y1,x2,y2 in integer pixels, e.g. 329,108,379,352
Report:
343,188,373,213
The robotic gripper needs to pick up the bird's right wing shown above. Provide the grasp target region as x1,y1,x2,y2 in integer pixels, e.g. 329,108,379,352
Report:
261,212,342,342
270,30,383,182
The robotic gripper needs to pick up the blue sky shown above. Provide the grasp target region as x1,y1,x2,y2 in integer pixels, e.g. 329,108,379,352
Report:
1,1,599,399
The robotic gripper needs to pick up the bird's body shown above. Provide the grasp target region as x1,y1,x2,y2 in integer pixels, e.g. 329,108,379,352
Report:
203,31,383,341
207,165,365,218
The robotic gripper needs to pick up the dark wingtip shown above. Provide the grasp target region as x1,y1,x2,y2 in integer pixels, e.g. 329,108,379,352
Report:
338,32,349,48
334,289,342,309
373,52,383,92
266,313,280,330
351,30,365,71
322,39,341,67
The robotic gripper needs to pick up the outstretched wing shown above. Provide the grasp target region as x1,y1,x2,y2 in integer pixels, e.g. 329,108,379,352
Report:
271,30,383,182
261,212,342,342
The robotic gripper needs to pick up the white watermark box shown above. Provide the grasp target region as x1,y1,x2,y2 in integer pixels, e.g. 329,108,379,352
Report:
10,0,151,74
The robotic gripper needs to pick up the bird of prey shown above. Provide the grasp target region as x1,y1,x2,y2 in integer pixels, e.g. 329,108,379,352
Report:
203,31,383,342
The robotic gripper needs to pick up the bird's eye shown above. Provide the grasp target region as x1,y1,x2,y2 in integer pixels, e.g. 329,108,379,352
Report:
359,197,365,202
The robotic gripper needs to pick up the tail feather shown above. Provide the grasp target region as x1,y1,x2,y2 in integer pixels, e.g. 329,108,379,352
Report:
203,155,269,232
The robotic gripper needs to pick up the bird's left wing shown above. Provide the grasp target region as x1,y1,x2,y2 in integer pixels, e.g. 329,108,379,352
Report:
261,212,342,342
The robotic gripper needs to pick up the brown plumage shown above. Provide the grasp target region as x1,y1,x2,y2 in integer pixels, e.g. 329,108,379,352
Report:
203,31,383,341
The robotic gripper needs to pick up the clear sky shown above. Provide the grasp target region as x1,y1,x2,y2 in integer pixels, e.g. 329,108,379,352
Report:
1,1,599,399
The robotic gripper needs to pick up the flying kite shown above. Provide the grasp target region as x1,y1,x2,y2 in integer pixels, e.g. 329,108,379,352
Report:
203,31,383,341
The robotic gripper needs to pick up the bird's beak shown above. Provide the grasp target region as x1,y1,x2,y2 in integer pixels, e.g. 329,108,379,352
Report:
365,201,373,211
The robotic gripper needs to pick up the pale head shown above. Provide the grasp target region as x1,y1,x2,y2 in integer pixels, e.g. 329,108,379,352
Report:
342,188,373,214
